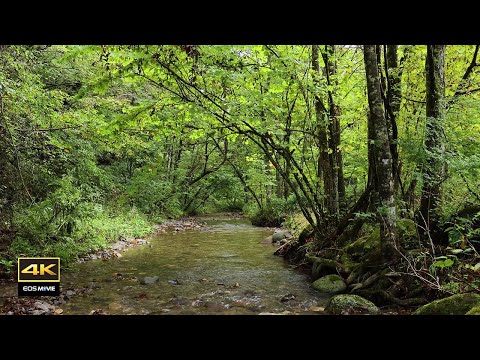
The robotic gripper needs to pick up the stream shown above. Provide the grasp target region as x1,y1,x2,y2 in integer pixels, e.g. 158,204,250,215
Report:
6,216,329,314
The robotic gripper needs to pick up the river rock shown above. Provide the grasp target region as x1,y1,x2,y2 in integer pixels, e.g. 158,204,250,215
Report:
413,293,480,315
312,274,346,294
326,294,379,314
34,301,55,313
140,276,160,285
272,231,292,243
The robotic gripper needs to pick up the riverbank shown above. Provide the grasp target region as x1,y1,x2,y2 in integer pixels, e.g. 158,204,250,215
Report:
1,217,207,315
275,213,480,315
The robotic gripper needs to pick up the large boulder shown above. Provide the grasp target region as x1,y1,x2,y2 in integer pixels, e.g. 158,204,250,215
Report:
326,294,379,314
312,274,346,294
413,293,480,315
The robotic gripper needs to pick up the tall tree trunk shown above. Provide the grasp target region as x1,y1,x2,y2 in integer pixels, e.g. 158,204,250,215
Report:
385,45,402,192
284,112,292,200
265,155,272,205
166,143,174,179
323,45,345,206
419,45,447,246
312,45,339,222
363,45,398,262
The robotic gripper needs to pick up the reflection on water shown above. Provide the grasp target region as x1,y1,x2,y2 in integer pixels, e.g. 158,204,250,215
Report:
60,217,327,314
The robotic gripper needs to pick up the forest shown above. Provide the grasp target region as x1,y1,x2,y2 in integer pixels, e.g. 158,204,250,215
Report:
1,45,480,315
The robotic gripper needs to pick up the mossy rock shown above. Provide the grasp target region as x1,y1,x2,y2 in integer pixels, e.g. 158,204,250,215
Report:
326,294,379,315
312,274,346,294
413,293,480,315
466,305,480,315
345,228,380,258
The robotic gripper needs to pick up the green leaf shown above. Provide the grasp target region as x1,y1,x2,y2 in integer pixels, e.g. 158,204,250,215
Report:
444,259,454,267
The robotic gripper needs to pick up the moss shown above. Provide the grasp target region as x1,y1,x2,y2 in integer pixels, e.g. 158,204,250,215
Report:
466,305,480,315
285,213,310,239
311,257,344,280
338,253,357,273
342,227,381,266
345,228,380,258
312,274,346,294
326,294,379,314
413,293,480,315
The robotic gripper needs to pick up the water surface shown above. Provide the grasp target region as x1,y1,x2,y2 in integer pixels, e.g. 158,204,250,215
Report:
59,217,327,314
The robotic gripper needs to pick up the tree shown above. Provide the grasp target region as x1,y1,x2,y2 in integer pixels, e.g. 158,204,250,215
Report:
322,45,345,204
419,45,447,245
312,45,339,222
363,45,398,262
385,45,402,191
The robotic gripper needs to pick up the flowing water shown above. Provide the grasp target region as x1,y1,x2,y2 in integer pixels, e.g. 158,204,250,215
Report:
10,216,329,314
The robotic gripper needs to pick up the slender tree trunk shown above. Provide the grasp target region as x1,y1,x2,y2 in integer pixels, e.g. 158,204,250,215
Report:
385,45,402,192
166,143,174,179
419,45,447,246
312,45,339,223
364,45,398,262
324,45,345,206
284,113,292,200
265,155,272,205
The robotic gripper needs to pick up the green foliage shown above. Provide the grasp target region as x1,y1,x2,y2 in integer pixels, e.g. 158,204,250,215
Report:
431,256,455,270
1,44,480,291
9,207,151,264
249,196,297,227
13,175,94,244
0,259,14,274
124,168,183,217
